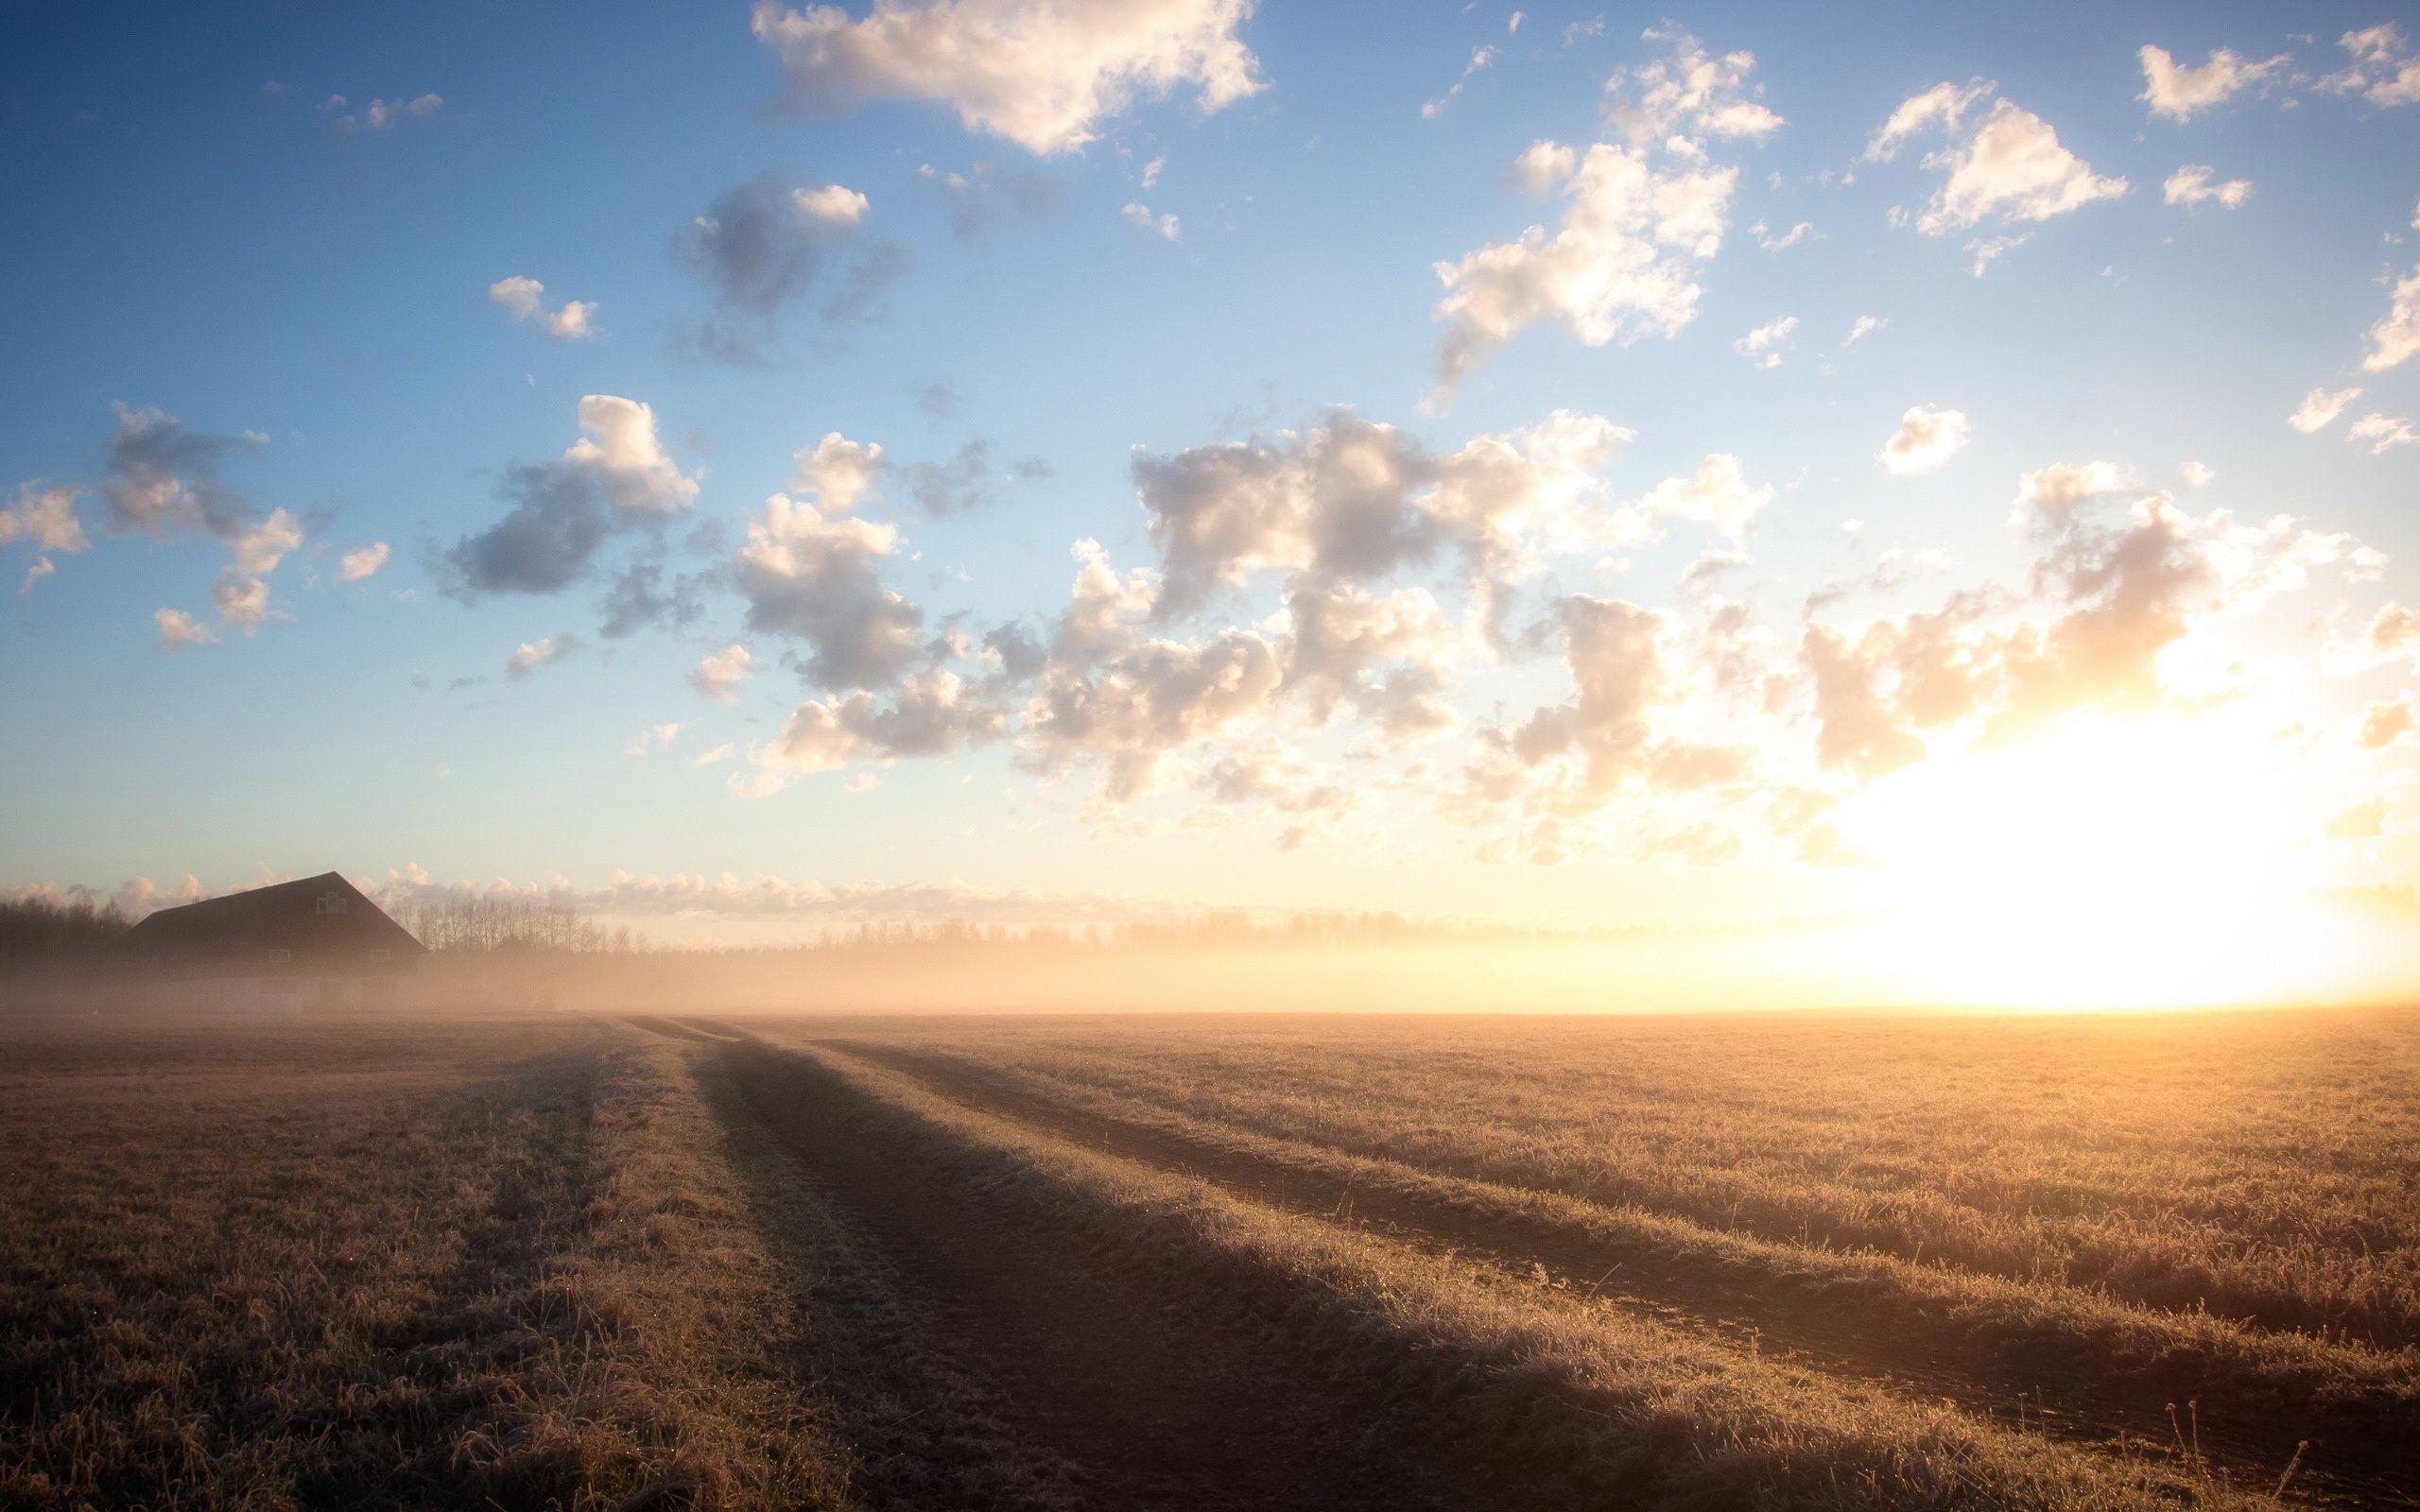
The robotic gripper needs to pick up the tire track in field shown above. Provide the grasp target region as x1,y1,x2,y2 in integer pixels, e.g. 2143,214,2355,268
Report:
821,1040,2417,1511
721,1040,1589,1512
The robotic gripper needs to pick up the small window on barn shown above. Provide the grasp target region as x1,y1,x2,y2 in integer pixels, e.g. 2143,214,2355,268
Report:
267,948,293,963
317,892,347,914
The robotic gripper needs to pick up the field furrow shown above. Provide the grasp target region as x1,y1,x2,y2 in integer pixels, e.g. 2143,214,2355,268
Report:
809,1038,2418,1508
722,1035,2286,1512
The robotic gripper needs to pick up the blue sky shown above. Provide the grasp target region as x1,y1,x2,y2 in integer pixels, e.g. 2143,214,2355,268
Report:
5,1,2419,950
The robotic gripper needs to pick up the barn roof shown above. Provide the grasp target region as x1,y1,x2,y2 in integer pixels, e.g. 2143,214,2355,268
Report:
117,871,426,973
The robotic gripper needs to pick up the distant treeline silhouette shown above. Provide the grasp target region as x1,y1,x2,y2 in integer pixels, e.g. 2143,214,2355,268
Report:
0,893,130,971
391,894,639,956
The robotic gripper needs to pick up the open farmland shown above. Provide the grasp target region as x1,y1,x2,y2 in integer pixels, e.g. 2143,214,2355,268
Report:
6,1005,2416,1510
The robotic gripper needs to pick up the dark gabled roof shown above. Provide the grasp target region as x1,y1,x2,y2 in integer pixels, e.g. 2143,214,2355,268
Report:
118,871,427,967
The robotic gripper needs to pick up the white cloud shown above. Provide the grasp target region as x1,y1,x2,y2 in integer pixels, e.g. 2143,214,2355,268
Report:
1120,201,1181,239
693,742,738,767
19,557,55,593
626,722,682,756
750,0,1264,156
1430,141,1735,405
795,183,871,224
2363,266,2420,372
693,644,759,702
564,395,700,515
210,571,273,630
1964,233,2031,277
508,635,579,678
1910,97,2127,233
2349,412,2417,454
225,507,302,577
155,607,216,648
2290,386,2362,433
1754,219,1813,252
337,541,391,583
1878,405,1971,475
1843,315,1887,347
1141,155,1165,189
1619,454,1772,541
326,92,442,134
1423,43,1498,119
0,483,88,554
1509,139,1577,195
2322,23,2420,108
2137,44,2285,120
1862,78,1991,162
2163,163,2252,210
1731,314,1797,368
788,431,887,512
733,482,924,689
1601,23,1783,148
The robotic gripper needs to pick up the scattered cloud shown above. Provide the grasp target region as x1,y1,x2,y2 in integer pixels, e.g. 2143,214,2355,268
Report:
2163,163,2252,210
1120,200,1181,239
626,721,682,756
1753,219,1813,253
1878,405,1971,475
1843,315,1887,347
2320,23,2420,108
750,0,1264,155
733,434,925,689
507,634,581,679
0,483,88,554
321,92,442,135
673,173,910,363
489,276,597,340
1871,84,2125,243
1423,44,1499,119
1732,315,1797,369
2290,386,2361,433
2349,412,2417,454
2137,44,2286,120
693,643,758,702
154,607,216,648
445,395,700,597
337,541,391,583
2363,266,2420,371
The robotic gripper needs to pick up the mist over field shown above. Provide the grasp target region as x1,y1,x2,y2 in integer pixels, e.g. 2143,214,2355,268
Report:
12,2,2420,1509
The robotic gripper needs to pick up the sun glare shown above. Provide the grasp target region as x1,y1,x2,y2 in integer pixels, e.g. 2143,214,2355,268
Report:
1838,714,2370,1010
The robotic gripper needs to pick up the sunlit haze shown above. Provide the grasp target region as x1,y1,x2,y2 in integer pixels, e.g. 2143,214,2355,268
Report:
9,3,2420,1010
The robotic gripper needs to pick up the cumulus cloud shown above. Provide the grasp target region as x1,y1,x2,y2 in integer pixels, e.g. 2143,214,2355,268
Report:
1619,455,1772,542
1872,85,2125,239
1878,405,1971,475
154,607,216,648
2321,23,2420,107
101,404,269,540
749,666,1006,789
732,438,925,689
1732,314,1797,368
445,395,699,597
337,541,391,582
1120,201,1181,239
1843,315,1887,347
750,0,1264,155
2363,266,2420,372
210,569,274,631
2163,164,2252,210
1131,408,1630,617
673,173,910,362
0,483,88,554
2137,44,2285,120
2360,694,2417,750
1429,140,1735,404
2290,386,2361,433
693,644,758,702
507,634,580,679
2349,412,2417,454
1600,23,1783,148
488,276,597,340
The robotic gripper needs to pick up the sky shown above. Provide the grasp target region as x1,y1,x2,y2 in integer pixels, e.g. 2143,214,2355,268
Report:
6,1,2420,983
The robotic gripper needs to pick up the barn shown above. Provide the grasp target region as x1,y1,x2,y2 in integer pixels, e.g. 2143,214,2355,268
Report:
116,871,428,1008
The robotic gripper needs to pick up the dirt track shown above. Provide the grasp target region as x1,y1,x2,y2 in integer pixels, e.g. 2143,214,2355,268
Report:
717,1036,1560,1512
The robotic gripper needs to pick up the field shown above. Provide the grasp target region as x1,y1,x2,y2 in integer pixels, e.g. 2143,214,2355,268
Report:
4,1006,2416,1510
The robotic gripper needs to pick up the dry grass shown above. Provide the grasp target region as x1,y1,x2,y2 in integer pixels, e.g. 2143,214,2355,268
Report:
738,1037,2278,1512
0,1013,847,1510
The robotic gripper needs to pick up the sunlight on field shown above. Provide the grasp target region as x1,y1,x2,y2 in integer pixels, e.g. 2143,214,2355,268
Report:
1834,714,2394,1010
